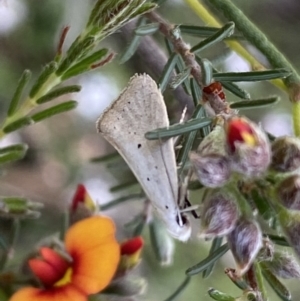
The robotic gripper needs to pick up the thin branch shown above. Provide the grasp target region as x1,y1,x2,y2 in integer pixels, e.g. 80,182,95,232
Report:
120,20,194,116
146,11,203,87
145,11,233,116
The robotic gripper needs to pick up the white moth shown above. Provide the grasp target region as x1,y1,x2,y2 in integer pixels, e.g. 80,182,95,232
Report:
96,74,191,241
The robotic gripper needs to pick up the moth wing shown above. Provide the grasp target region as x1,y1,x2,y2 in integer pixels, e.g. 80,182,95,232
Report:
97,74,180,228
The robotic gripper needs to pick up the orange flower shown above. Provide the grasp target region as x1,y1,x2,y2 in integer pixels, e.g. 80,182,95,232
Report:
10,216,120,301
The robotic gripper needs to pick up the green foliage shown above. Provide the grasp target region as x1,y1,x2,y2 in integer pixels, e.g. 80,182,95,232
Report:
1,1,300,301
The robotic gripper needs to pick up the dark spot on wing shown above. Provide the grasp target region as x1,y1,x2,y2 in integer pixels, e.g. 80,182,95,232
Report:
147,177,150,181
137,144,142,148
165,205,169,209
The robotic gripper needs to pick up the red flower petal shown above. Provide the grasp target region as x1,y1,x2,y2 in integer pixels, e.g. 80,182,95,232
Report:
71,185,86,211
40,247,70,277
227,118,256,151
121,237,144,255
29,259,60,287
28,248,70,287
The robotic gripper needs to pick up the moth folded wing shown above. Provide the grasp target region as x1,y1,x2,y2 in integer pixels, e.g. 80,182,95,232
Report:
98,121,191,241
96,74,191,241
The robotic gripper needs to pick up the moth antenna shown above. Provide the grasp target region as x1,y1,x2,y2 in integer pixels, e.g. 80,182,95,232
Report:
180,205,200,213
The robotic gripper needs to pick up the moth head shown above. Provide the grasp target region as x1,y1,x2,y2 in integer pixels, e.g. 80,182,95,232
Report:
164,214,191,242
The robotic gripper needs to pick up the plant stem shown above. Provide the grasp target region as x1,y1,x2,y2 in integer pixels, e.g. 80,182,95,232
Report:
0,219,20,271
183,0,287,92
206,0,300,96
293,102,300,136
0,74,61,139
145,11,234,116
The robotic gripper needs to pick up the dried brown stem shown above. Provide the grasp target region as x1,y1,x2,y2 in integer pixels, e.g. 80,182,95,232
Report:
145,11,233,116
119,20,194,116
146,11,203,86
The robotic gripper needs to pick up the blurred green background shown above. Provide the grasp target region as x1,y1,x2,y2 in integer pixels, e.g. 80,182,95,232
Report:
0,0,300,300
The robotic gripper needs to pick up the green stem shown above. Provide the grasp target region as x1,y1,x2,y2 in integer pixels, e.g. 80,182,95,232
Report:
0,219,20,271
293,102,300,137
163,276,191,301
225,181,252,217
254,262,268,301
207,0,300,100
60,210,70,241
0,74,61,139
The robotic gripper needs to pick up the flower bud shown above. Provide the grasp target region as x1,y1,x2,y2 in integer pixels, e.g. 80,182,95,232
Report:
227,217,262,276
271,136,300,172
226,117,271,178
276,175,300,210
262,251,300,279
190,124,231,188
70,184,97,223
277,206,300,258
199,191,239,238
118,236,144,273
28,247,71,287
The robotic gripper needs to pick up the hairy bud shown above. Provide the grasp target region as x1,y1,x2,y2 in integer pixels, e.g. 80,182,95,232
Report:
199,191,239,238
276,175,300,210
226,117,271,178
263,251,300,279
227,217,262,275
277,207,300,258
190,124,231,188
271,136,300,172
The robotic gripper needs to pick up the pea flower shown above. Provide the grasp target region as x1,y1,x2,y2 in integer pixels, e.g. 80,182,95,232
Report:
10,216,120,301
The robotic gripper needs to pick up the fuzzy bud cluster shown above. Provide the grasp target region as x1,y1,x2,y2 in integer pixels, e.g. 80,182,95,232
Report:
190,124,231,188
226,117,271,178
199,190,239,238
276,175,300,210
198,191,262,275
190,116,271,187
262,251,300,279
271,136,300,172
227,217,262,276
